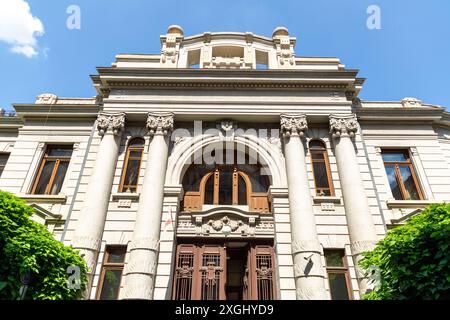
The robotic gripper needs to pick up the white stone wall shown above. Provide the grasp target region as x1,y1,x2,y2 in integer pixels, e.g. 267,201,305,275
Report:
360,123,450,225
0,119,94,240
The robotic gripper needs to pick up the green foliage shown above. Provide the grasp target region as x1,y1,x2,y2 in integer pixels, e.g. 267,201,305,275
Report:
360,203,450,300
0,190,87,300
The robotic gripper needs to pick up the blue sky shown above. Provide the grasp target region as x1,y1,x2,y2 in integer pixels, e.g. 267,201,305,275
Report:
0,0,449,111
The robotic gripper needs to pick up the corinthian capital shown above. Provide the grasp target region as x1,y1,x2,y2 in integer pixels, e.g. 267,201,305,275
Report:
97,112,125,136
329,114,358,138
147,112,174,136
280,113,308,138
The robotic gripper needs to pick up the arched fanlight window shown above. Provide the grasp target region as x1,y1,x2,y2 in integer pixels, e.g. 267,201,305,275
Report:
181,163,270,212
119,137,145,193
309,140,334,196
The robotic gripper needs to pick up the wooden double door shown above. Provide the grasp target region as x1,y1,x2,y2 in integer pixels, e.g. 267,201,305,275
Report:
172,242,276,300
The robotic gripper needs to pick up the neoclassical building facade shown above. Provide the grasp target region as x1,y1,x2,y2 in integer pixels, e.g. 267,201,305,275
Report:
0,26,449,300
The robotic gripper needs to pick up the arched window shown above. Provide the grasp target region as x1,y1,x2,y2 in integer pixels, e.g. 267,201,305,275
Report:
182,163,270,212
119,137,145,193
309,140,334,196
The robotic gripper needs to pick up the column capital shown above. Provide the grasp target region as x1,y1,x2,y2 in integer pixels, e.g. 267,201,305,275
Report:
329,114,358,138
280,113,308,138
147,112,174,136
97,112,125,136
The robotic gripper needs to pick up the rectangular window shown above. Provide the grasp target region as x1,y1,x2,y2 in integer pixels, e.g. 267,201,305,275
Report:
97,246,127,300
381,149,423,200
324,249,352,300
32,145,73,195
0,153,10,177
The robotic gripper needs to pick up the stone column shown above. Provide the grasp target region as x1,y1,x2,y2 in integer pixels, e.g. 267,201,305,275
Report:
329,114,378,295
73,112,125,295
121,112,174,299
280,114,327,300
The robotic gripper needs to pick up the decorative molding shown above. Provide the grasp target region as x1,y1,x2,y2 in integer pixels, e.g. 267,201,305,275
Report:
216,120,237,141
177,210,274,238
147,112,174,136
97,112,125,136
19,194,67,204
106,80,349,91
312,196,342,205
410,147,419,156
128,237,159,251
329,114,358,138
296,287,328,300
280,113,308,138
120,282,154,300
386,199,442,209
291,240,322,254
320,202,335,211
35,93,58,105
350,240,376,256
72,235,102,251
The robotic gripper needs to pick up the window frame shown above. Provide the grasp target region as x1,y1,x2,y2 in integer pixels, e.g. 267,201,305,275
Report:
201,166,252,206
324,249,353,300
119,138,145,193
381,149,424,200
96,245,127,300
0,152,10,177
31,144,73,195
309,140,334,196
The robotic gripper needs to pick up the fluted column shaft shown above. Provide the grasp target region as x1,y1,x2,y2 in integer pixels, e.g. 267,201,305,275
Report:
73,112,125,296
281,114,327,300
329,114,378,295
121,112,174,300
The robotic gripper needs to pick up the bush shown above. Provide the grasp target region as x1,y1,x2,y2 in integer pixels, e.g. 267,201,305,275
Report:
0,190,87,300
360,203,450,300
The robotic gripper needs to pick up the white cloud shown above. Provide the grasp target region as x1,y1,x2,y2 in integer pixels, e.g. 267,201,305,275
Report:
0,0,44,58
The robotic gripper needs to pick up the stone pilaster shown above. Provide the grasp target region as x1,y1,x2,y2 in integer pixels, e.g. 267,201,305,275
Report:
329,114,378,295
73,112,125,296
121,112,174,300
281,113,328,300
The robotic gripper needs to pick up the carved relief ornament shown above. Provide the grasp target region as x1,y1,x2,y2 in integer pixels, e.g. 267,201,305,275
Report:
147,112,174,136
97,112,125,136
280,114,308,138
329,114,358,138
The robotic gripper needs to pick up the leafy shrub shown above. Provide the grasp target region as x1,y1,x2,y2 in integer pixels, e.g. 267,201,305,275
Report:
0,190,87,300
360,203,450,300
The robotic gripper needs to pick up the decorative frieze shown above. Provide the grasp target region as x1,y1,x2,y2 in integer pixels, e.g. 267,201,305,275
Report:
329,114,358,138
97,112,125,136
177,211,273,238
280,113,308,138
147,112,174,136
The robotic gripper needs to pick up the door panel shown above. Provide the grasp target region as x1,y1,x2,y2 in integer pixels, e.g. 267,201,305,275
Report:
173,243,275,300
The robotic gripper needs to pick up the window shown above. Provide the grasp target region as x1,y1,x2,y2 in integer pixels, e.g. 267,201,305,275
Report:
0,153,10,177
119,138,145,193
204,167,247,206
324,249,352,300
97,246,127,300
381,149,423,200
181,149,270,212
309,140,334,196
32,145,73,195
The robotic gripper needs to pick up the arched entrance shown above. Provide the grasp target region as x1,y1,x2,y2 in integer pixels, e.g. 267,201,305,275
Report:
171,143,277,300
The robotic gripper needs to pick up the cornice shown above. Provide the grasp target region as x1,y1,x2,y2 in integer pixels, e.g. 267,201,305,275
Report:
0,116,23,130
13,103,100,120
356,106,444,123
